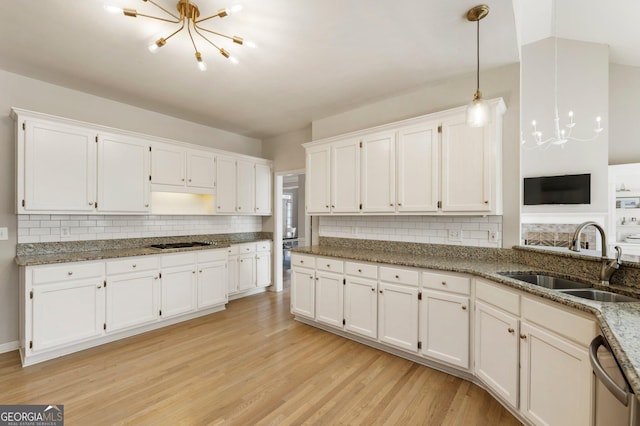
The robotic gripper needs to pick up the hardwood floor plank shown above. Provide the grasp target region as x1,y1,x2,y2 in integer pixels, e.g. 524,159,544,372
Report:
0,290,521,425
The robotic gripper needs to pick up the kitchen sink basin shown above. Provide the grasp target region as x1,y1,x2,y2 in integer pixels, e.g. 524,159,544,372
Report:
499,273,592,290
558,289,640,303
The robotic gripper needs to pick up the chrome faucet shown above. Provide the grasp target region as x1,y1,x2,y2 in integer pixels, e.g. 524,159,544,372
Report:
569,221,622,285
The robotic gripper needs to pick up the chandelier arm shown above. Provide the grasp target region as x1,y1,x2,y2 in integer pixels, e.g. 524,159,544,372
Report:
186,19,200,53
163,19,186,42
146,0,182,21
134,12,181,23
193,24,236,42
195,13,224,24
193,26,223,51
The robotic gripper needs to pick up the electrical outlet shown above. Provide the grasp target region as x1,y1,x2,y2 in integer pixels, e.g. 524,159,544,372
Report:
448,229,461,242
61,227,70,237
0,227,7,241
489,230,499,243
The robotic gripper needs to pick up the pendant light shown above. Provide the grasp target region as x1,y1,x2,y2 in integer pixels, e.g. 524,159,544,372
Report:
466,5,490,128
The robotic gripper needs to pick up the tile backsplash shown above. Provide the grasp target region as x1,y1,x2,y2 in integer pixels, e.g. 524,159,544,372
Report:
319,216,503,248
17,214,262,243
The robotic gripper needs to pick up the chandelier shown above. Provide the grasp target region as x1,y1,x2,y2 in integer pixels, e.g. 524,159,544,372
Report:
105,0,256,71
521,0,603,149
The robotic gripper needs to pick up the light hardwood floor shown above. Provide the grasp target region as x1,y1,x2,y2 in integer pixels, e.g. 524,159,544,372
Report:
0,289,521,425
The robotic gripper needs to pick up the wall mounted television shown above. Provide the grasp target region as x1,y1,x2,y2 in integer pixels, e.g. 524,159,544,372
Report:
523,173,591,205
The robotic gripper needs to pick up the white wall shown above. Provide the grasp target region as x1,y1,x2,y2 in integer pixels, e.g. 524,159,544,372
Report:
262,126,311,172
0,69,262,348
610,63,640,165
521,38,609,215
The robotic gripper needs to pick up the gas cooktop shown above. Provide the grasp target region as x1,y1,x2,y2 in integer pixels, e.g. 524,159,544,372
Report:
149,241,217,250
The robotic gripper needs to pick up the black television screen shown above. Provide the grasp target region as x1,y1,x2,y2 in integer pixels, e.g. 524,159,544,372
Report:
524,174,591,205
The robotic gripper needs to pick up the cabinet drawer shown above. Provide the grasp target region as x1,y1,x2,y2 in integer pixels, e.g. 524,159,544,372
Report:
316,257,344,273
238,243,256,254
32,261,105,284
256,241,272,252
476,278,520,315
160,253,196,268
197,249,227,263
422,271,471,295
345,262,377,279
226,245,240,256
379,266,419,287
106,256,159,275
291,254,315,269
522,296,596,346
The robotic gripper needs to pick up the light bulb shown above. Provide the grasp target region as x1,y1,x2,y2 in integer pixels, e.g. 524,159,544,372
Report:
244,40,257,49
229,56,239,64
229,4,243,14
466,96,489,128
103,4,123,14
148,38,166,53
195,52,207,71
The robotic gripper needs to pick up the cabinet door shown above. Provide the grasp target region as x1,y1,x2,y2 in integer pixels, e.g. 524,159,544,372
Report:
397,123,439,212
97,133,150,213
32,279,104,351
161,265,197,319
420,290,469,368
254,163,272,214
331,139,360,213
198,260,227,308
361,132,396,213
106,272,158,332
216,156,237,213
291,268,315,319
256,252,271,287
474,300,519,408
23,119,96,212
227,255,238,294
441,114,492,212
236,160,255,213
187,150,215,189
378,282,418,352
237,253,256,291
315,271,344,328
151,142,186,186
344,276,377,339
306,146,331,214
520,322,593,426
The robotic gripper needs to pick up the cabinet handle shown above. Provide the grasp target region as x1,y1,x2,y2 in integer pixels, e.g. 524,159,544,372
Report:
68,271,73,276
520,334,527,340
508,328,514,334
461,306,467,310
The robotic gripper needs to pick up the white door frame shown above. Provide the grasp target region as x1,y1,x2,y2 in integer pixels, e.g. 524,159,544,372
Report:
272,168,306,292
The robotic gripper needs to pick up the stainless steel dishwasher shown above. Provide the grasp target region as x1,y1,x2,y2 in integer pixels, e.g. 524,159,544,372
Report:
590,335,640,426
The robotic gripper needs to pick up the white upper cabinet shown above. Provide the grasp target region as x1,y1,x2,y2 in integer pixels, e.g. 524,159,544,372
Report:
236,160,255,214
186,150,216,190
397,122,439,212
97,133,150,213
254,163,272,215
306,145,331,214
215,156,237,213
303,98,505,216
151,142,215,192
441,114,492,213
22,118,97,212
331,139,361,213
361,131,396,213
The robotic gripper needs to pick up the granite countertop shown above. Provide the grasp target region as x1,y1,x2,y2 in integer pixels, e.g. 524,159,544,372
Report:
15,233,273,266
293,244,640,398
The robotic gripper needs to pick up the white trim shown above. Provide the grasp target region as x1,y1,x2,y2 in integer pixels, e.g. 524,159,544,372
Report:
0,340,19,354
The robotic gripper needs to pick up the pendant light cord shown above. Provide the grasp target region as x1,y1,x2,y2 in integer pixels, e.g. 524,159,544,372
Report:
476,18,480,93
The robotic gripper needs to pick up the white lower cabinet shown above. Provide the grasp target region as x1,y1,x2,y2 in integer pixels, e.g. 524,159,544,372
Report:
31,276,105,351
291,255,316,319
344,275,377,339
315,258,345,328
378,266,419,352
197,250,228,309
160,253,197,319
256,241,272,288
238,253,256,291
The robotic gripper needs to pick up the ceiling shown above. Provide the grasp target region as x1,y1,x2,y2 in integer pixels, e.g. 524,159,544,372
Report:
0,1,637,140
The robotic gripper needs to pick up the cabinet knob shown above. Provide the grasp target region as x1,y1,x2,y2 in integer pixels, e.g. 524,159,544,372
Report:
256,207,260,210
238,206,242,210
68,271,73,276
371,288,375,292
520,334,527,340
300,260,304,264
326,264,330,268
379,290,383,294
389,203,393,207
484,200,489,204
315,277,319,281
508,328,514,334
89,202,94,206
398,203,402,206
132,264,137,268
309,276,313,280
441,281,446,286
461,306,467,310
181,178,185,181
145,204,149,207
97,285,102,289
154,276,159,280
331,205,335,208
188,178,192,182
199,270,202,273
358,269,362,273
325,205,329,208
192,271,196,274
395,275,399,279
218,206,221,209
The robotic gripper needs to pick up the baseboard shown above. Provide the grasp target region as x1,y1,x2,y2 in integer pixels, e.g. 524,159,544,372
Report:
0,340,19,354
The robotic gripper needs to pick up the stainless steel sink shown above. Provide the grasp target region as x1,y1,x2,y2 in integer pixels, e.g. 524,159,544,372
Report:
558,289,640,303
499,273,592,290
